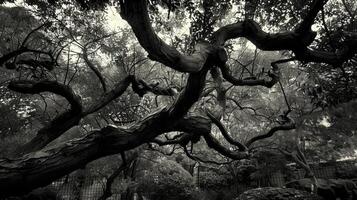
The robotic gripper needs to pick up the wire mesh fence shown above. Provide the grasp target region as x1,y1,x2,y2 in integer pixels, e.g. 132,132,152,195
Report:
262,160,357,187
48,160,357,200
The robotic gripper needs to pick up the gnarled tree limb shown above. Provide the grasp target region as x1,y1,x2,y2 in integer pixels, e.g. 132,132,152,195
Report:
219,58,296,88
83,75,177,115
8,80,82,111
119,0,225,72
203,132,249,160
0,112,210,196
9,75,177,154
212,0,355,65
8,80,83,154
206,110,247,151
245,117,296,148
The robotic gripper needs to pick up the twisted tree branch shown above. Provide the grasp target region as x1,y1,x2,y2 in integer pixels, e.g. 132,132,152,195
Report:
206,110,247,151
119,0,225,72
245,117,296,148
8,80,82,111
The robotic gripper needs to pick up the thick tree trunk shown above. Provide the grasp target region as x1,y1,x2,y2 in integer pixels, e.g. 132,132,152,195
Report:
0,112,214,197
